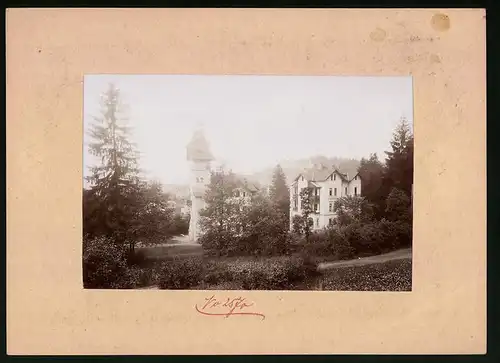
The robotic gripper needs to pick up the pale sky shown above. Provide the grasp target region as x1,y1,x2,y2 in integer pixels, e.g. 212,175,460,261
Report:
83,75,413,185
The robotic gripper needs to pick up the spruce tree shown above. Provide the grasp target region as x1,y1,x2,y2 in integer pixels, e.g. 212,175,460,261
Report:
383,117,414,198
84,83,140,247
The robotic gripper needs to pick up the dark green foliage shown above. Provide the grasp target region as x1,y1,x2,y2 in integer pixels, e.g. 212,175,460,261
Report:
385,187,412,223
292,215,305,235
83,236,162,289
225,256,315,290
155,256,317,290
83,236,135,289
157,257,204,289
199,170,242,239
83,84,176,253
357,153,386,219
321,259,412,291
333,195,375,226
269,164,290,227
200,170,291,257
169,214,190,236
84,84,140,244
299,187,314,242
382,117,414,199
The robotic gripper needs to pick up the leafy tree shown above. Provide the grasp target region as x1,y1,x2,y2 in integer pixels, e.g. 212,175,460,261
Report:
333,195,375,227
385,187,412,223
299,187,314,242
292,215,306,235
239,194,289,255
128,181,176,249
269,164,290,228
358,153,386,219
199,170,242,253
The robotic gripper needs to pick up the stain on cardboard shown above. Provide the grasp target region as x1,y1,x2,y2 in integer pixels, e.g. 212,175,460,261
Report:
430,54,441,63
370,27,387,42
431,13,451,32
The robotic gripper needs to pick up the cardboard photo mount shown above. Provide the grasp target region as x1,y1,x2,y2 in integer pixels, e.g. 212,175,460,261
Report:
6,8,486,355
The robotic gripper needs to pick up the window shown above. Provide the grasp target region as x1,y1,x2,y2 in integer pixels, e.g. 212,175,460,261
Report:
354,187,358,196
243,191,246,197
345,187,348,195
329,202,333,212
329,188,332,196
314,203,318,212
354,175,357,180
329,218,333,225
200,177,204,183
316,218,319,227
334,174,336,181
235,190,240,197
334,188,337,196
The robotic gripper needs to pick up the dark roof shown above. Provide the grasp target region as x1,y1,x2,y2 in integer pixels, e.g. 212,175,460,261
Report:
293,164,360,183
186,129,214,161
234,174,260,193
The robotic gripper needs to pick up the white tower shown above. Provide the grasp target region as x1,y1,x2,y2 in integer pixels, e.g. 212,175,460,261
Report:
186,126,214,242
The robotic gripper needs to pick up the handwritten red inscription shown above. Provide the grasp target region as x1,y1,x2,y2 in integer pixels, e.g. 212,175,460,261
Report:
195,295,265,320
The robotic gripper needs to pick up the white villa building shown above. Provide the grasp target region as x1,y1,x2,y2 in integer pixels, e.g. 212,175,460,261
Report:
290,163,362,231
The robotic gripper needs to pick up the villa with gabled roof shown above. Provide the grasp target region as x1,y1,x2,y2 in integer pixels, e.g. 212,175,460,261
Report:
290,163,361,231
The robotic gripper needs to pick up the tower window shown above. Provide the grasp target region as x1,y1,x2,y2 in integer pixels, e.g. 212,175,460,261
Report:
329,188,332,196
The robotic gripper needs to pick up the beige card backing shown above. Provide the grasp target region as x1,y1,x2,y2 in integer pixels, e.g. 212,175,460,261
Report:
6,8,486,355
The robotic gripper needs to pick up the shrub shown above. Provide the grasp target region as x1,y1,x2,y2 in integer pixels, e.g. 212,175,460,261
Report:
225,256,316,290
158,257,204,289
202,260,234,286
83,236,130,289
321,259,412,291
199,230,234,256
127,249,149,266
122,266,160,288
298,229,354,262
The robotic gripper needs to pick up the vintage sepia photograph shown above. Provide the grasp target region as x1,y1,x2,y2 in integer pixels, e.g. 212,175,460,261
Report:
83,75,414,291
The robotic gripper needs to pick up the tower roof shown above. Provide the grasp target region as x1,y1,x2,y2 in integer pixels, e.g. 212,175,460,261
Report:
186,128,214,161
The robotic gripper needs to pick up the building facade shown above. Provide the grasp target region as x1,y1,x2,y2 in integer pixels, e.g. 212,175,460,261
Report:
289,164,362,231
186,128,214,241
